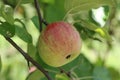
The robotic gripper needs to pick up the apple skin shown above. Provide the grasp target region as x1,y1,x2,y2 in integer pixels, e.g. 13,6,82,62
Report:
38,21,82,67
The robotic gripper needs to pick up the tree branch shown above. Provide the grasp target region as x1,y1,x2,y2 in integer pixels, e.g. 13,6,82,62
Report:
5,37,52,80
34,0,48,32
2,0,51,80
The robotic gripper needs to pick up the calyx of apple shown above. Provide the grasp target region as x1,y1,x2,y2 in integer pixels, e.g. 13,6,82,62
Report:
38,21,82,67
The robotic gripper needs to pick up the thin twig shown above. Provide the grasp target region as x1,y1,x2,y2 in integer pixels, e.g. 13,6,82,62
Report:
34,0,42,32
34,0,48,32
42,19,48,26
59,67,72,79
5,37,52,80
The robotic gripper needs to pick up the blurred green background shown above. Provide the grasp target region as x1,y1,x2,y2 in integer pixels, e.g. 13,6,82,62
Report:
0,0,120,80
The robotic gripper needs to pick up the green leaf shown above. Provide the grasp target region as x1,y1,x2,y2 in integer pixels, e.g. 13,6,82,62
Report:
44,0,66,22
21,0,33,4
15,25,32,43
64,0,115,42
75,19,112,41
0,22,15,37
64,0,115,14
89,10,101,26
64,0,116,25
72,55,93,78
40,0,55,4
1,0,17,8
31,16,39,30
26,70,47,80
0,5,14,24
27,43,37,59
61,55,81,71
61,54,93,79
0,56,2,72
75,23,102,42
2,0,33,8
93,66,112,80
108,68,120,80
55,73,70,80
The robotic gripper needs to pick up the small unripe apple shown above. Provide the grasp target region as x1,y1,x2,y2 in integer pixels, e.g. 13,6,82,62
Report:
38,21,82,67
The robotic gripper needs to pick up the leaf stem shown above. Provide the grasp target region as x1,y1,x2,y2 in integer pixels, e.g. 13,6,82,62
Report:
4,37,52,80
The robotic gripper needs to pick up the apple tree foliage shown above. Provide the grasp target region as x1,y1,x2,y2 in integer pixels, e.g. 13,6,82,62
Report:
0,0,120,80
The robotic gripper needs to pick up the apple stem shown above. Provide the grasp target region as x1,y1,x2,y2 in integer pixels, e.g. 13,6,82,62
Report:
4,37,52,80
34,0,48,32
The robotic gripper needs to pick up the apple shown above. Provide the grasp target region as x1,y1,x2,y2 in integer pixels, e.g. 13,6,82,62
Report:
38,21,82,67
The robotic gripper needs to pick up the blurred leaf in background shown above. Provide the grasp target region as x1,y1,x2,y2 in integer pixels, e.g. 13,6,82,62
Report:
0,22,15,37
26,69,48,80
93,66,111,80
0,56,2,72
43,0,66,23
0,0,120,80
